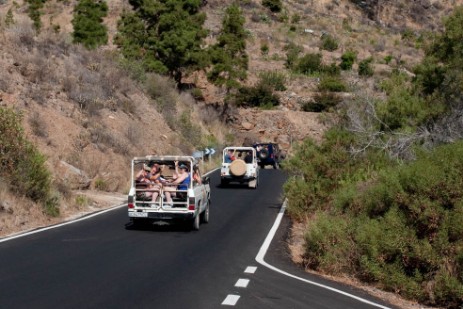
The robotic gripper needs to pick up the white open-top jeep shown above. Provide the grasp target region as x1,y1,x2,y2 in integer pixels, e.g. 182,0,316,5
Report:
220,147,259,189
127,155,211,230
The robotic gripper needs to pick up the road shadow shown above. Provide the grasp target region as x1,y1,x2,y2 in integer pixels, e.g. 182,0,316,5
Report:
215,183,254,189
124,220,196,232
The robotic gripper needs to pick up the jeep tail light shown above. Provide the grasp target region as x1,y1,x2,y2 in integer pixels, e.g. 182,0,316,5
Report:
128,203,134,209
188,197,195,210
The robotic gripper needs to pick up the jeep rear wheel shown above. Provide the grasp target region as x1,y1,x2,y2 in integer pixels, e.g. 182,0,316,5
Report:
191,213,200,230
248,179,257,189
200,200,210,223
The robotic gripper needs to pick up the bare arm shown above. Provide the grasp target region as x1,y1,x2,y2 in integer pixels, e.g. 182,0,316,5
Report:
171,172,188,185
135,169,145,181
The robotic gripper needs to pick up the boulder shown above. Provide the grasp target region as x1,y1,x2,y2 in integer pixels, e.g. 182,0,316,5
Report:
241,122,254,130
56,160,91,190
277,134,291,145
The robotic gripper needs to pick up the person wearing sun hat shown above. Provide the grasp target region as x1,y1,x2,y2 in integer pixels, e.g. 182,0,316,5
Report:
164,161,191,207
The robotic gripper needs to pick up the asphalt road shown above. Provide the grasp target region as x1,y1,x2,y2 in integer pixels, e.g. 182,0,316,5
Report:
0,169,395,309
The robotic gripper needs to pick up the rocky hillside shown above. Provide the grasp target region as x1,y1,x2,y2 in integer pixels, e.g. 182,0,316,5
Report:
349,0,459,30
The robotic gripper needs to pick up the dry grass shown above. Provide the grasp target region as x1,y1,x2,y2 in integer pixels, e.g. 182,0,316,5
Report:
0,183,56,237
28,111,48,138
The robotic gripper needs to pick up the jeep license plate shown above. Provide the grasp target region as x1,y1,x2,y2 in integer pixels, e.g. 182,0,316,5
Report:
129,212,148,218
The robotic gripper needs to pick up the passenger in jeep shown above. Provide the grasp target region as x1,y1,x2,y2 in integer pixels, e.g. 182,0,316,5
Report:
193,165,202,184
224,149,236,163
135,164,162,202
148,164,163,202
244,151,253,163
163,162,190,206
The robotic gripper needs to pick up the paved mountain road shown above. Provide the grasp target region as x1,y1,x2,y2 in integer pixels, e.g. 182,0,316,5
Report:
0,170,395,309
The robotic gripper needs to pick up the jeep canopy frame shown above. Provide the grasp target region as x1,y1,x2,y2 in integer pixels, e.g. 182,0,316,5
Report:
131,155,197,208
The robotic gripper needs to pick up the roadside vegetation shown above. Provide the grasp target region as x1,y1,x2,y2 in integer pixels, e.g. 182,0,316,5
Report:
283,7,463,308
0,107,59,216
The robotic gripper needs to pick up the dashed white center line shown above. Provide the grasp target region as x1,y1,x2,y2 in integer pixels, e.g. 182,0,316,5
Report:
235,278,250,288
244,266,257,274
222,294,240,306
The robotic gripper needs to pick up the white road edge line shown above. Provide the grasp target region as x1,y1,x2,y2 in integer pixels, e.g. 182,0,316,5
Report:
255,199,392,309
235,278,250,288
221,294,240,306
0,168,220,243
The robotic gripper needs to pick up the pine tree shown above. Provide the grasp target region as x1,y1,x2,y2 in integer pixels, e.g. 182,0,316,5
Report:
116,0,208,84
207,3,248,90
72,0,108,50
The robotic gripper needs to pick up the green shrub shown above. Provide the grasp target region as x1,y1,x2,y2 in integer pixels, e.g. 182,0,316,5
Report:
320,34,338,51
75,194,89,206
0,107,56,214
230,84,280,108
283,177,311,220
376,72,441,131
291,13,300,24
294,53,322,75
284,42,303,69
304,212,356,272
318,75,346,92
44,193,60,217
283,129,358,212
433,269,463,306
343,142,463,306
260,42,269,55
358,57,374,76
190,88,204,101
401,28,415,42
340,51,356,70
302,92,342,112
258,71,287,91
342,18,352,31
384,55,393,65
321,63,341,76
262,0,282,12
178,111,202,148
277,9,288,22
94,178,108,191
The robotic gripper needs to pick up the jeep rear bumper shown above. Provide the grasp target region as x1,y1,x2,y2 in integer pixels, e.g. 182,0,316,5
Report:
221,175,256,183
128,210,194,221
